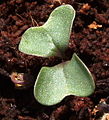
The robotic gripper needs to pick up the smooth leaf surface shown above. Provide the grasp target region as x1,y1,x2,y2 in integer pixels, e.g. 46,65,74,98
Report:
19,5,75,57
19,27,59,57
43,5,75,52
34,53,95,105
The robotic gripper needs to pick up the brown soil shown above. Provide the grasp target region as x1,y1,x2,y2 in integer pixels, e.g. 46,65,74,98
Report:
0,0,109,120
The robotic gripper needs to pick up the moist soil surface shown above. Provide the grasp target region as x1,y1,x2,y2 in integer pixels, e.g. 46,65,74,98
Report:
0,0,109,120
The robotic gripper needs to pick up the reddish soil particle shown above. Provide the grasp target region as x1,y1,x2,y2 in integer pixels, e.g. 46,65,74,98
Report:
0,0,109,120
0,98,20,119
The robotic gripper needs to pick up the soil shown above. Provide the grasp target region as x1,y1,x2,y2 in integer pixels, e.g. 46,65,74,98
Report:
0,0,109,120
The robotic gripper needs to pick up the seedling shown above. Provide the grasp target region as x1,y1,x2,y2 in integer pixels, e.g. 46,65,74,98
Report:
19,4,95,106
34,53,95,105
19,4,75,57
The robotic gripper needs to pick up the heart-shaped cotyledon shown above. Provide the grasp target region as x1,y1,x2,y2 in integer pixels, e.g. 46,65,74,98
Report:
34,53,95,106
19,4,75,57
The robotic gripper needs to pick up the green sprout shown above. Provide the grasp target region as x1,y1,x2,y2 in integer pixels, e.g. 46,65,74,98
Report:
19,4,95,106
34,53,95,105
19,4,75,57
